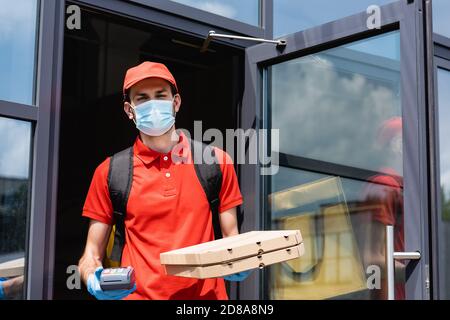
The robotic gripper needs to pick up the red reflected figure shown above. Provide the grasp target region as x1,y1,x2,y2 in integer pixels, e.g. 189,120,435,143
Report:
361,117,405,300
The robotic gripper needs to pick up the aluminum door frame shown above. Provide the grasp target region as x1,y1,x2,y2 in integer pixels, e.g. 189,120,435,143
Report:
39,0,256,300
240,0,431,300
431,56,450,299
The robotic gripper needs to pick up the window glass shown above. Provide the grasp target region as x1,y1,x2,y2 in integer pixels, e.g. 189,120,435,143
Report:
269,31,402,174
274,0,398,38
267,32,405,299
170,0,259,26
268,167,404,300
0,0,39,105
0,117,32,300
437,68,450,299
433,0,450,38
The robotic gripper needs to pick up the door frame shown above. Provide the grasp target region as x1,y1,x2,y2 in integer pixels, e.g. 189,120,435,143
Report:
44,0,260,300
25,0,65,300
430,1,450,299
240,0,431,300
71,0,271,49
431,52,450,299
126,0,269,39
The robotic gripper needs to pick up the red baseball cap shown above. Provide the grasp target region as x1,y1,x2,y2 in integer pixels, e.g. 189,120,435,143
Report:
123,61,178,95
377,116,402,147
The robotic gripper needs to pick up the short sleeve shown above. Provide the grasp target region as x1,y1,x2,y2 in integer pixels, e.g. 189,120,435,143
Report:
213,147,244,213
362,175,402,226
82,158,114,225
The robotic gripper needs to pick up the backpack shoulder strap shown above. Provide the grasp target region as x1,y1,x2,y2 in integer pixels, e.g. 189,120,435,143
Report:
190,139,223,240
107,146,134,263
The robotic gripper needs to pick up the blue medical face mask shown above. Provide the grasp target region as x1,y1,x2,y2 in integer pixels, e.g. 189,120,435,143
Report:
131,98,176,137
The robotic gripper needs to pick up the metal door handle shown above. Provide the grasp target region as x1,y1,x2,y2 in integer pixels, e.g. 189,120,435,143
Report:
201,31,287,52
386,225,421,300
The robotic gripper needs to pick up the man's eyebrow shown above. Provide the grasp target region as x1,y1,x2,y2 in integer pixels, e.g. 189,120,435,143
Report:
133,88,168,98
156,88,169,94
134,92,149,97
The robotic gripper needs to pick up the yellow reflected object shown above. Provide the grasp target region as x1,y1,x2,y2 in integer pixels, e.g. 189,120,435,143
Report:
270,177,366,300
280,213,318,273
104,225,120,268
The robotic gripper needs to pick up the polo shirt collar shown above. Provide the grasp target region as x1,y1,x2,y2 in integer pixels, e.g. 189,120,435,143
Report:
134,130,190,165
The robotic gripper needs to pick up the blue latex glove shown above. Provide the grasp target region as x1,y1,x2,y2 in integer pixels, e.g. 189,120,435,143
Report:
0,277,7,300
224,270,253,282
87,267,136,300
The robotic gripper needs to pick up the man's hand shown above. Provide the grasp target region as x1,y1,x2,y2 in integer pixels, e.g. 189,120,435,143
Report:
224,270,253,282
219,207,239,238
79,220,111,286
87,267,136,300
220,207,253,282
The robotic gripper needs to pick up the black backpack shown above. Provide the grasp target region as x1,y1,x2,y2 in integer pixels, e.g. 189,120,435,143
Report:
106,139,223,264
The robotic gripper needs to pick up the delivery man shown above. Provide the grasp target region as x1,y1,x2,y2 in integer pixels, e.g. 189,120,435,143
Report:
78,61,250,300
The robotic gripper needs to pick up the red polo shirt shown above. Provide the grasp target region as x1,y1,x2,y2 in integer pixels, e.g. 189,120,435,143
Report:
363,167,404,300
82,131,243,300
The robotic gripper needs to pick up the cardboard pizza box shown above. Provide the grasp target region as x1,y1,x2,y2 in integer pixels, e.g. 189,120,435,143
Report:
160,230,302,266
164,243,304,279
160,230,304,279
0,253,25,278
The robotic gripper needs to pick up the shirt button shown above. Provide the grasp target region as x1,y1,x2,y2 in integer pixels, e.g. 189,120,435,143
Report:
163,156,168,161
165,172,171,178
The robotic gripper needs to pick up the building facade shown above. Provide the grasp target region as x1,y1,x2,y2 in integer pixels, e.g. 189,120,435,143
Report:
0,0,450,300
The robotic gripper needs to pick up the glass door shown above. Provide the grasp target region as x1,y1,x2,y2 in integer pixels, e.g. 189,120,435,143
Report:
240,0,429,300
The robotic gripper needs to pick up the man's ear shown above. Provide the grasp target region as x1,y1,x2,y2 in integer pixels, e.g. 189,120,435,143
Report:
174,94,181,113
124,102,134,120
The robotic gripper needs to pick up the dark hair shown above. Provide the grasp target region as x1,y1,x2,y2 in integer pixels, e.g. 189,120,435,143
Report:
123,83,178,103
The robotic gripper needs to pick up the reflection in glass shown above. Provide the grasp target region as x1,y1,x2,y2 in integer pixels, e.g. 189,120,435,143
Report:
0,0,39,105
274,0,397,38
438,68,450,299
433,0,450,38
170,0,259,26
270,31,402,175
267,31,405,300
0,117,31,300
268,167,404,300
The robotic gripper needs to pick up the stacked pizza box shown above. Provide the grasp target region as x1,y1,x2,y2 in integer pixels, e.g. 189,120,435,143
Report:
0,253,25,278
160,230,304,279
